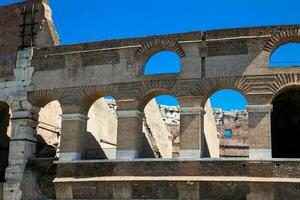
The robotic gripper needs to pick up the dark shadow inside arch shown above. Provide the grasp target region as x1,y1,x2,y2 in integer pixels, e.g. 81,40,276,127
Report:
272,88,300,158
0,103,10,182
270,43,300,67
144,51,181,75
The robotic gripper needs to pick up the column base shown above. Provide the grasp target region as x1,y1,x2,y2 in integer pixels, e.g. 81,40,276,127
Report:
249,149,272,159
179,150,200,159
116,150,138,159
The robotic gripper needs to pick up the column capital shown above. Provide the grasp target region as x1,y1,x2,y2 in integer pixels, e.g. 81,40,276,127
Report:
246,104,273,113
61,113,88,121
180,106,205,115
117,110,143,118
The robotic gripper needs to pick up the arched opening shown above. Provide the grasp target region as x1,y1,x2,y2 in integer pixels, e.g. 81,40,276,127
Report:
0,102,11,182
272,87,300,158
141,94,179,158
36,100,62,158
144,51,181,75
270,43,300,67
204,89,248,158
86,96,117,159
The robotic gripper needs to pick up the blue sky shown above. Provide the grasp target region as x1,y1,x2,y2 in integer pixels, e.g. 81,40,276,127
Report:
2,0,300,110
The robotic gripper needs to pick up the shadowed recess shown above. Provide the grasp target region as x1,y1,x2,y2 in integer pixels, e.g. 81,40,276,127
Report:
272,88,300,158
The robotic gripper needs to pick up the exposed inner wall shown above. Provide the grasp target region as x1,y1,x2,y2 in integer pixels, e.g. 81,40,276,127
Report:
214,109,249,157
204,99,220,158
159,105,180,158
143,99,173,158
86,98,117,159
36,101,61,158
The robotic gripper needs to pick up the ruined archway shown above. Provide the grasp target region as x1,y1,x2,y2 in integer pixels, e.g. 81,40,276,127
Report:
139,90,179,158
0,102,11,182
272,87,300,158
86,96,117,159
204,89,248,158
36,100,62,158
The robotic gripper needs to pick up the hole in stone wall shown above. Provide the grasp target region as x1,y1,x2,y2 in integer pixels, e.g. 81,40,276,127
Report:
270,43,300,67
272,88,300,158
36,100,62,158
224,130,232,138
86,96,117,160
144,51,181,75
204,89,248,158
143,95,179,158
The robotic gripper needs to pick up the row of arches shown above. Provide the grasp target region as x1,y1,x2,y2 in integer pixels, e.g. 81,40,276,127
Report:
25,86,300,160
0,85,299,181
142,42,300,76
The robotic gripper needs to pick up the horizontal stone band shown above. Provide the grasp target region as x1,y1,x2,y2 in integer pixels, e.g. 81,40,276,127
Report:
61,114,88,121
117,110,143,118
246,105,273,113
180,107,205,115
53,176,300,183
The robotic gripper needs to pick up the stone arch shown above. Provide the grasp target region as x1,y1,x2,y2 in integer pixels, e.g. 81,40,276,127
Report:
28,89,64,108
268,74,300,100
132,39,186,75
77,86,119,160
270,83,300,104
201,85,248,108
78,86,119,115
138,88,179,158
138,88,177,111
264,28,300,64
203,87,249,158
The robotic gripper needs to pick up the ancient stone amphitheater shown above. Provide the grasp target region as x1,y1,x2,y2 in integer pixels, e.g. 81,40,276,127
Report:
0,0,300,199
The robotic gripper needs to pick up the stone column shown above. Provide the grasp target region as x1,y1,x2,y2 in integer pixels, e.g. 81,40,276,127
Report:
179,97,204,158
4,101,39,200
59,111,88,161
247,104,273,159
116,100,144,159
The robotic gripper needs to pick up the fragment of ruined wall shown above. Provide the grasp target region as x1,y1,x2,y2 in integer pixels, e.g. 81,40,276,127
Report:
143,99,173,158
204,99,220,158
0,0,59,81
37,100,61,146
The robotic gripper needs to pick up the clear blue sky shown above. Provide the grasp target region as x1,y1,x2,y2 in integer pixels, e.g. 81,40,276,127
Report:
2,0,300,110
